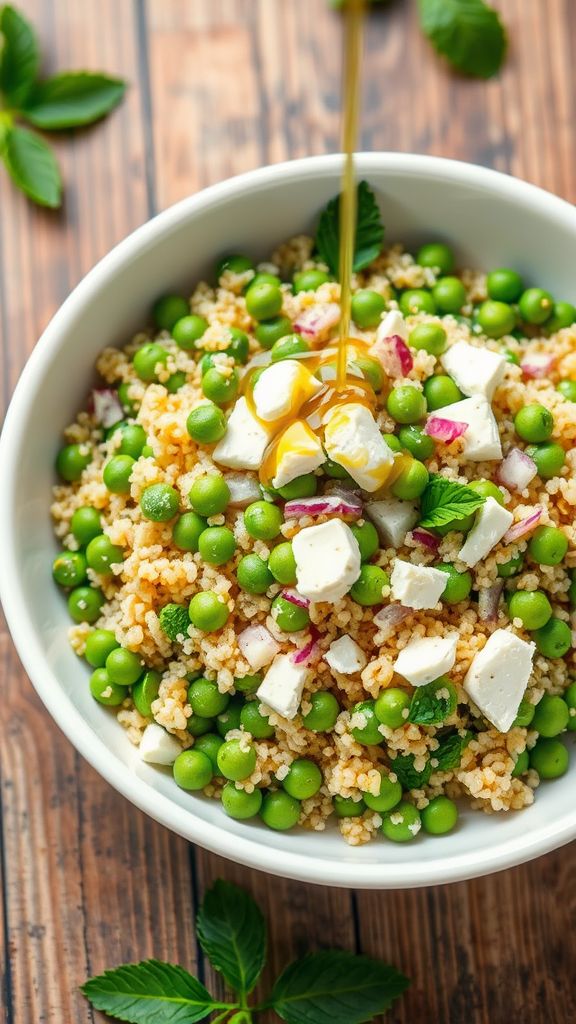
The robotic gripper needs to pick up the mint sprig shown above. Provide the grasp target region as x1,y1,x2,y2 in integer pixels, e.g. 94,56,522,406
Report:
418,474,485,529
408,679,457,726
417,0,507,79
0,5,125,207
82,880,409,1023
316,180,385,277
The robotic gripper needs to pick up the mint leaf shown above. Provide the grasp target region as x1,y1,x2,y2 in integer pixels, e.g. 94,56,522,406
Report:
270,950,409,1024
21,71,126,128
392,754,432,790
2,125,61,206
418,0,507,79
0,5,39,106
418,474,484,529
316,180,384,277
81,959,227,1023
196,880,266,997
434,730,472,772
408,678,457,726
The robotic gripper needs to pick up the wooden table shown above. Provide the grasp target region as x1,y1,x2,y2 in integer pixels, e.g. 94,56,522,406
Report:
1,2,574,1021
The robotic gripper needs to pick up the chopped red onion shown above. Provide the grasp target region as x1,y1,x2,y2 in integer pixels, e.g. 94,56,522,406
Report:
291,625,320,666
284,492,363,519
478,580,504,622
425,415,468,443
372,603,411,638
293,303,340,342
282,588,310,609
410,528,440,551
369,334,413,378
503,506,543,542
498,448,537,491
224,472,262,508
521,353,554,379
237,624,280,669
92,388,124,429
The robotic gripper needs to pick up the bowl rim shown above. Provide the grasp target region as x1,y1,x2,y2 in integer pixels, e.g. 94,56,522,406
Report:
2,152,576,888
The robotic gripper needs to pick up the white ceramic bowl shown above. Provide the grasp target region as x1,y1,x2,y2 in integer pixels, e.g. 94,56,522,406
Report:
1,154,575,888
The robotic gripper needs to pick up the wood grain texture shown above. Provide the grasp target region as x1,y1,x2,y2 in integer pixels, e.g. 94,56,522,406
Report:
1,1,575,1022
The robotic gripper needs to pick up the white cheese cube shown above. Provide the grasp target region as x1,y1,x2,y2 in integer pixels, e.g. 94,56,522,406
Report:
323,403,395,492
256,653,310,720
437,395,502,461
139,723,182,766
390,559,448,610
271,420,326,489
375,309,408,342
252,361,322,423
394,633,459,687
325,635,367,675
212,396,275,471
458,497,513,568
292,519,361,603
238,625,280,671
463,629,535,732
365,498,419,549
441,341,506,400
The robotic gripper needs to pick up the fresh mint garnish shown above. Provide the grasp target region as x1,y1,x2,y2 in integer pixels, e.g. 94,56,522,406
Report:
392,753,432,790
408,679,457,726
316,180,384,277
81,960,227,1023
196,879,266,998
434,730,472,772
419,474,485,529
417,0,507,79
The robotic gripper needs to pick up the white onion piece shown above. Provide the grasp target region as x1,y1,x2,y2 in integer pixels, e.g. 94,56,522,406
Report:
237,625,280,671
521,353,554,379
373,604,411,638
369,334,413,378
224,472,262,508
503,507,543,542
293,303,340,342
425,415,468,443
282,588,310,609
92,388,124,428
498,448,537,491
284,492,363,519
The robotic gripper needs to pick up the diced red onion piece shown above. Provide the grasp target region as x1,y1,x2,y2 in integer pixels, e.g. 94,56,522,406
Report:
224,472,262,508
291,625,320,666
369,334,413,378
503,506,543,543
284,492,363,519
282,588,310,609
478,580,504,622
372,603,411,638
293,303,340,342
92,388,124,429
497,448,537,491
521,353,554,379
237,624,280,669
425,415,468,443
410,528,440,551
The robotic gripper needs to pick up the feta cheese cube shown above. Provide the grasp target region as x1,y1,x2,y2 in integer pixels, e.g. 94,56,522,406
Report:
323,403,395,492
292,519,361,603
458,496,513,568
139,723,182,766
325,635,367,675
394,633,459,687
213,397,275,471
390,559,448,609
271,420,326,489
256,653,310,720
365,497,419,549
441,341,506,400
437,395,502,461
375,309,408,342
238,624,280,671
463,629,535,732
252,360,322,423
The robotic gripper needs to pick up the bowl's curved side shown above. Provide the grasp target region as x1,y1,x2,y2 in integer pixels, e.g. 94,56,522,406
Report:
1,153,575,888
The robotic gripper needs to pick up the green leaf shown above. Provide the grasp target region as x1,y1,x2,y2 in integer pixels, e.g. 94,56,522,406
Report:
2,125,61,206
408,679,457,726
270,950,409,1024
392,754,432,791
22,71,126,129
0,5,39,106
434,730,472,772
316,180,384,277
196,880,266,997
418,0,507,79
418,474,485,529
81,959,227,1024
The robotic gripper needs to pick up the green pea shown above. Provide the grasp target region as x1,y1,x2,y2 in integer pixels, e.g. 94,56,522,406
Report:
518,287,554,325
240,701,275,739
71,506,102,545
533,617,572,659
261,790,301,830
189,678,229,718
293,270,330,293
436,563,473,605
433,276,467,314
333,795,366,818
348,356,383,393
421,796,458,835
216,695,244,737
532,694,569,738
399,289,436,316
85,629,119,668
173,749,213,790
116,424,147,460
153,294,189,331
244,500,283,540
351,289,386,328
198,526,236,566
557,379,576,403
527,525,568,566
350,520,379,563
132,669,161,718
390,459,429,500
398,425,435,460
476,300,516,339
56,443,92,482
246,281,283,320
351,700,382,745
133,342,168,382
487,269,524,303
233,675,261,696
245,272,282,292
508,589,552,630
165,371,187,394
283,758,322,800
52,550,87,588
186,403,227,443
271,594,310,632
268,542,297,585
194,733,224,773
374,687,411,729
172,314,208,350
189,474,230,516
106,647,143,686
118,381,140,416
302,690,340,732
140,483,180,522
217,738,256,781
363,772,402,813
349,565,389,606
173,512,207,552
416,242,454,275
323,457,354,480
159,603,190,642
85,535,124,575
277,473,317,500
271,334,310,362
141,444,154,458
525,443,566,480
189,591,230,632
387,385,427,424
68,586,104,623
225,328,250,365
529,737,569,779
423,375,462,410
237,553,273,594
409,322,447,356
187,713,215,737
497,553,524,579
381,801,422,842
216,254,254,278
511,749,530,777
255,316,293,349
512,698,535,728
221,782,262,820
545,301,576,333
103,454,135,495
565,682,576,732
514,404,553,443
468,479,505,505
381,432,404,453
202,366,239,405
89,667,125,706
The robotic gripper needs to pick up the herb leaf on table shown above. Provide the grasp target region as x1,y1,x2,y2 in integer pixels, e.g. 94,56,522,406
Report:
1,123,61,206
316,181,385,277
0,4,38,106
21,71,126,129
80,960,228,1023
196,879,266,997
417,0,507,79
